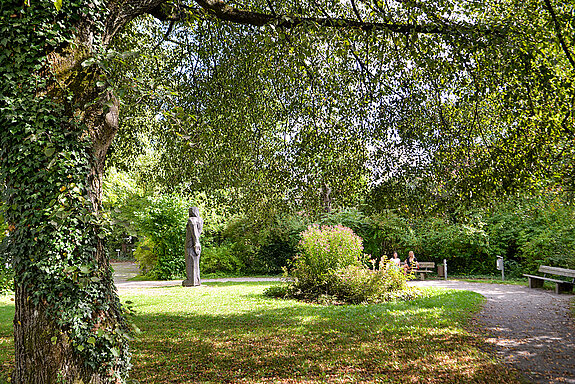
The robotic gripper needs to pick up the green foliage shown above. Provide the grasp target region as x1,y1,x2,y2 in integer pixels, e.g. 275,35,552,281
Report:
0,267,13,294
133,194,187,280
200,244,244,274
132,237,156,276
365,210,412,261
331,264,409,304
488,196,575,273
414,216,491,274
218,213,308,274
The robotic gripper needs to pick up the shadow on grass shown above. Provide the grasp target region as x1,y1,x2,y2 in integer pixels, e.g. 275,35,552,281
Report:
129,291,520,384
0,288,521,383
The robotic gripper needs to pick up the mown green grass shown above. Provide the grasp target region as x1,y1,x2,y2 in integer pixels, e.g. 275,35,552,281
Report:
0,295,14,383
123,282,519,383
0,283,521,383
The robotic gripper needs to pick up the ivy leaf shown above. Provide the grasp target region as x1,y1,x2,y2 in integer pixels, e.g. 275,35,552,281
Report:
82,58,96,68
44,146,56,157
51,336,57,344
87,336,96,345
53,0,63,11
77,344,85,352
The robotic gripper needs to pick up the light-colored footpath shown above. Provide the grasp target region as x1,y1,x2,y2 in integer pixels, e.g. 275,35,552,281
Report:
113,262,575,384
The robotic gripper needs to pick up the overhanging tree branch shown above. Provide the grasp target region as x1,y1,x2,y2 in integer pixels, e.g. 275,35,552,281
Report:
149,0,501,36
543,0,575,70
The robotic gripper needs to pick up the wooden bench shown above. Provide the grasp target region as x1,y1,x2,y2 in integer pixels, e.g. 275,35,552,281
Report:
401,261,435,280
523,265,575,294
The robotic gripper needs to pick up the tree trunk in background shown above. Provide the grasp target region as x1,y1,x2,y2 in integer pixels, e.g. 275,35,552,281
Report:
321,182,332,213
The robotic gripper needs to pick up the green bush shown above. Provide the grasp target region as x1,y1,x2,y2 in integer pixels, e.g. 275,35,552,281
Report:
0,265,13,294
265,261,411,304
200,244,245,274
414,216,491,274
293,224,363,285
133,237,157,276
518,199,575,271
221,213,308,274
332,263,409,304
134,194,188,280
254,214,308,273
272,224,409,304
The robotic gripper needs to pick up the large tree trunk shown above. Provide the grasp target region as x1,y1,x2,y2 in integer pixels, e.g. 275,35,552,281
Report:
0,1,162,382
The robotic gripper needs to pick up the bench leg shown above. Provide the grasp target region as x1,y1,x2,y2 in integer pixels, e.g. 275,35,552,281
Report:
528,277,544,289
555,282,574,294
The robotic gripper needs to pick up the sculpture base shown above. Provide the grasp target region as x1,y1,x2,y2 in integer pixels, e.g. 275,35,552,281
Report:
182,280,201,287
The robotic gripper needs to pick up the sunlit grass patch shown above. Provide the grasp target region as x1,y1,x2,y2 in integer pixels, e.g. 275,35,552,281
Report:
0,294,15,383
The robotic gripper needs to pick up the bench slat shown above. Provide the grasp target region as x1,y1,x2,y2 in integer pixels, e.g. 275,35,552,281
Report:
538,265,575,278
523,274,573,284
418,262,435,268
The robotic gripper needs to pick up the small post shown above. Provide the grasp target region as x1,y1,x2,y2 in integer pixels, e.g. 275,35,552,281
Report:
496,256,504,281
443,259,447,280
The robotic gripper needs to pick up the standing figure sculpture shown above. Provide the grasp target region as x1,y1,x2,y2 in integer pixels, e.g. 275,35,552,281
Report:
183,207,203,287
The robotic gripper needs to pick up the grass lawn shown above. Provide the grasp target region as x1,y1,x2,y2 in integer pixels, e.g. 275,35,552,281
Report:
0,283,521,383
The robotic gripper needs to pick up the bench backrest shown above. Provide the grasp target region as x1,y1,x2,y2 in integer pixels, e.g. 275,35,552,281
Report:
400,261,435,268
539,265,575,278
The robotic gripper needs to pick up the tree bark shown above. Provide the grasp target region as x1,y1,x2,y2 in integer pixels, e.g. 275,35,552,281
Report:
3,1,163,382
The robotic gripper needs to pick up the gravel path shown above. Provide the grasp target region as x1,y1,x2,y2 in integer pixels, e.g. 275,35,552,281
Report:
411,280,575,384
112,263,575,383
112,262,283,289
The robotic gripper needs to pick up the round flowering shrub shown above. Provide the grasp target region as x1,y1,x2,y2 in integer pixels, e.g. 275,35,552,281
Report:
287,224,364,299
265,225,414,304
298,224,363,272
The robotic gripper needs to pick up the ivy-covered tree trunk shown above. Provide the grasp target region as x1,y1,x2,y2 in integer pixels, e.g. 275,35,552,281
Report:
0,1,162,382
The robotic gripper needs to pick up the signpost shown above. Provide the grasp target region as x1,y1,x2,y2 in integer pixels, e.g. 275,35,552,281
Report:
496,256,505,281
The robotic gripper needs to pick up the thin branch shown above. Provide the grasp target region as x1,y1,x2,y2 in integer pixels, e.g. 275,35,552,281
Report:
350,0,364,23
152,19,176,51
543,0,575,70
311,0,331,19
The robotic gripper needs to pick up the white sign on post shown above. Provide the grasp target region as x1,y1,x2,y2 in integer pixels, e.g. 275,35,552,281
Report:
496,256,504,280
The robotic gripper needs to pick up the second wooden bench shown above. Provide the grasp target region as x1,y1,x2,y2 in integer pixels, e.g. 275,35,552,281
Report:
523,265,575,294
